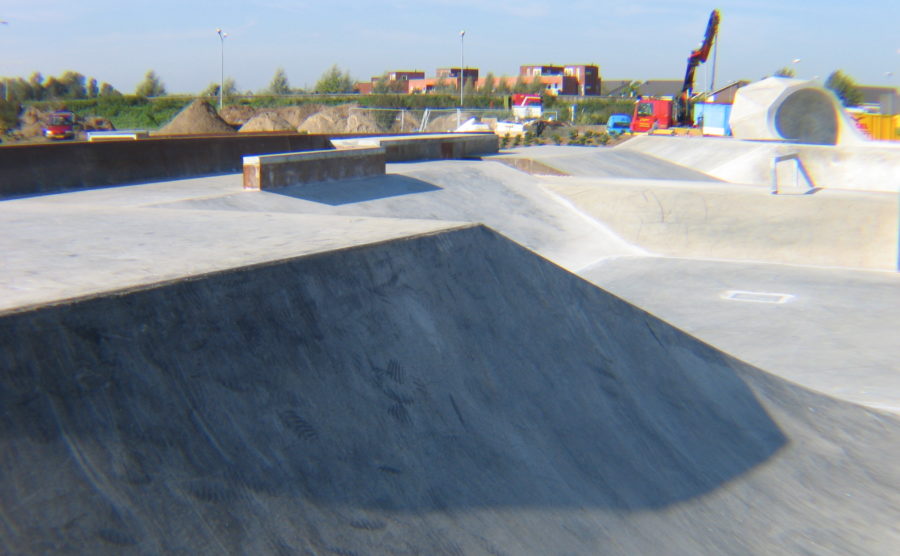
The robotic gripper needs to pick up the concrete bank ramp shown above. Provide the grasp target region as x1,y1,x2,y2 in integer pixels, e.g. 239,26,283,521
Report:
618,135,900,192
541,176,899,270
492,145,720,181
3,226,900,555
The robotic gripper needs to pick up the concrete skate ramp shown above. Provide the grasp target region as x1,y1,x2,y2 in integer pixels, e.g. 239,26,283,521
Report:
492,145,720,181
618,135,900,193
542,176,899,270
3,226,900,554
729,77,867,146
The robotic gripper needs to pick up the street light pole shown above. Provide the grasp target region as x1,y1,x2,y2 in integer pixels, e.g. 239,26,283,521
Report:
459,30,465,107
216,28,227,110
1,19,8,102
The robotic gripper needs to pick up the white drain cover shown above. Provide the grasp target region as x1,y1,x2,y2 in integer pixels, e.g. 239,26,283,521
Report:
723,290,795,304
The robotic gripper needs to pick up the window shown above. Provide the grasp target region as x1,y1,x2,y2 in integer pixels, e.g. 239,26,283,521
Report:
637,103,655,116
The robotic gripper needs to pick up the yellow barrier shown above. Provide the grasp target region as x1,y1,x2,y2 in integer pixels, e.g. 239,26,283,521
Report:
853,113,900,141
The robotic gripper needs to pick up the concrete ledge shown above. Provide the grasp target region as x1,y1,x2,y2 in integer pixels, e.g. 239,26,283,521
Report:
243,147,386,190
0,133,333,199
331,133,499,162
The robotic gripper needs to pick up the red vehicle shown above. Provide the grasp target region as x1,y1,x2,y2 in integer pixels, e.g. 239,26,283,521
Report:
631,10,720,132
43,111,78,140
632,98,675,132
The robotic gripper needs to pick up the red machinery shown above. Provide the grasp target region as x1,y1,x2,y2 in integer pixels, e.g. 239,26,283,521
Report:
42,111,78,140
631,10,720,132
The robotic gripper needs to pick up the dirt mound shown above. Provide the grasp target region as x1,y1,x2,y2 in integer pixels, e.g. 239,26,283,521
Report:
425,112,475,133
20,106,43,127
298,104,353,134
17,107,46,138
82,116,114,131
157,100,236,135
219,105,257,127
273,105,324,129
238,111,296,133
299,104,383,134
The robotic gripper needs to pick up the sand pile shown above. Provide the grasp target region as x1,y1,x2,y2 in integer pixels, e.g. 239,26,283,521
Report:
82,116,114,131
424,112,475,133
299,104,383,134
219,105,257,127
274,104,323,129
157,100,236,135
17,107,46,138
239,111,296,133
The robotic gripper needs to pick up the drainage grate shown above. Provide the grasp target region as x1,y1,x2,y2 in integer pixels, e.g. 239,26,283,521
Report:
723,290,794,304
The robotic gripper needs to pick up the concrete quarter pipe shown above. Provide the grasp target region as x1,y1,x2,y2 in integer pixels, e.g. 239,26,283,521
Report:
2,225,899,555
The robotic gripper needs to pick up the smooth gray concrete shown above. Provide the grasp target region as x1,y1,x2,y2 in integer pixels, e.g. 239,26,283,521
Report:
541,174,898,270
490,145,721,181
581,256,900,411
3,226,900,555
2,138,899,554
0,175,462,312
618,135,900,192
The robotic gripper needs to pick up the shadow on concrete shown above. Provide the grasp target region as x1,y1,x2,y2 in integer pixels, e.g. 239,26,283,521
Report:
0,226,798,553
273,174,442,206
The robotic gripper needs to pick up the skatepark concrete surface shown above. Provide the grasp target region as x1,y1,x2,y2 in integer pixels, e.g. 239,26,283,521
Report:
2,136,899,554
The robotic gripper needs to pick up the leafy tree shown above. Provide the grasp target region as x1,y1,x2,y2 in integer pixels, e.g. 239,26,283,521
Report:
463,79,476,99
43,77,65,99
495,78,511,95
372,73,405,94
512,75,529,93
479,72,496,95
266,67,291,95
87,78,99,98
825,70,862,107
59,71,87,98
99,82,121,97
29,72,44,100
527,78,545,95
222,77,238,98
201,82,219,97
0,99,20,132
202,78,238,100
773,67,796,78
314,64,355,93
135,70,166,97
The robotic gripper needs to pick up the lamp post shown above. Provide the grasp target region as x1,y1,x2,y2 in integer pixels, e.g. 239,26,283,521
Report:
216,28,227,110
1,19,8,102
792,58,801,78
459,30,465,107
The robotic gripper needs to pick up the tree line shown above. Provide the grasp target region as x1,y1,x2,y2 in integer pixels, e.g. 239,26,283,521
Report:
1,71,120,101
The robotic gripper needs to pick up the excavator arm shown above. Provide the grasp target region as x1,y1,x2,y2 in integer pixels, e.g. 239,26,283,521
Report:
676,9,721,125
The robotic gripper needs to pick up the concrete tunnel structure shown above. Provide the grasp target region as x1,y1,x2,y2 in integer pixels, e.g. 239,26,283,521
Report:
1,130,899,554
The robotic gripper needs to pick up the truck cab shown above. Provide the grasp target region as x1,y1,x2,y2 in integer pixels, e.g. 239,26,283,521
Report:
43,111,77,140
630,99,673,132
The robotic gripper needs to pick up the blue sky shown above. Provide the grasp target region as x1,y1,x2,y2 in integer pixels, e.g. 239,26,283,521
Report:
1,0,897,94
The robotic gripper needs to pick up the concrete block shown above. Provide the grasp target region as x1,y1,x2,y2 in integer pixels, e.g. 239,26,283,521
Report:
332,133,499,162
243,147,386,190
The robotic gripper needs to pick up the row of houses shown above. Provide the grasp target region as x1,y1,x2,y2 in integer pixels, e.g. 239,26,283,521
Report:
356,64,601,96
356,67,752,101
355,67,899,115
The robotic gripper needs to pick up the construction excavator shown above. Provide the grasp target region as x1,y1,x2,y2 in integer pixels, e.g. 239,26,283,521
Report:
630,9,721,133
